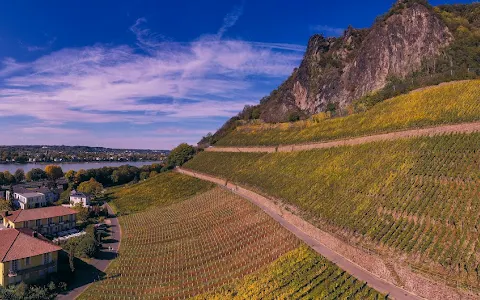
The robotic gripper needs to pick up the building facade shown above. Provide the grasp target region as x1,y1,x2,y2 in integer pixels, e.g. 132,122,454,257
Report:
2,206,78,236
69,191,91,207
0,229,61,286
12,192,47,209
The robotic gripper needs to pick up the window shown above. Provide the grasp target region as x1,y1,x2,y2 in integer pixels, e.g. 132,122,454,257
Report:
36,219,41,227
23,221,28,228
43,253,51,264
25,257,30,266
69,214,74,222
48,218,52,224
59,216,64,223
11,260,18,272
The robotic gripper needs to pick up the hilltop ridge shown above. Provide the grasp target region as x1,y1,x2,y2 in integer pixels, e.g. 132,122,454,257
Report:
201,0,480,146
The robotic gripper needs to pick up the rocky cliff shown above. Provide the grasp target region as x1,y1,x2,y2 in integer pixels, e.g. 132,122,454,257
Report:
261,0,452,122
200,0,480,146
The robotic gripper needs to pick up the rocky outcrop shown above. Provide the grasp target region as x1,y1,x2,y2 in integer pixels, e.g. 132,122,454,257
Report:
260,0,452,121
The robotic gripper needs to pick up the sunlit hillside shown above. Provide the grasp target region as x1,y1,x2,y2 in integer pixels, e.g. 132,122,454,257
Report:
215,80,480,146
108,172,215,215
186,131,480,289
80,185,384,299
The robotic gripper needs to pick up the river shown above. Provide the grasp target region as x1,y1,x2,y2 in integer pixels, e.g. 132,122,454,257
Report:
0,161,163,174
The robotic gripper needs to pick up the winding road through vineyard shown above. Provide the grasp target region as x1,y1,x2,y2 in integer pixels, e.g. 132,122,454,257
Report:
176,167,476,299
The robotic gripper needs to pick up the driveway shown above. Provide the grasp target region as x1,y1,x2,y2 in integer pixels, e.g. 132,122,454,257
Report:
57,204,121,299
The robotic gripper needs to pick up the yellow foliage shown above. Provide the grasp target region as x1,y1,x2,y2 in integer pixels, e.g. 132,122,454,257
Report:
195,246,383,299
217,80,480,146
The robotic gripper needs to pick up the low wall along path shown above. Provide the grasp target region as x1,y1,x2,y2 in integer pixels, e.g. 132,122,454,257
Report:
206,121,480,153
176,167,476,300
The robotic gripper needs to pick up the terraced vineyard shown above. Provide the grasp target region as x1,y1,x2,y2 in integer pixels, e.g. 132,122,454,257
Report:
80,186,384,299
215,80,480,146
108,172,214,214
195,246,384,299
185,132,480,288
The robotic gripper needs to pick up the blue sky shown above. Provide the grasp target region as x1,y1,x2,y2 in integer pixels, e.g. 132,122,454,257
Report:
0,0,474,149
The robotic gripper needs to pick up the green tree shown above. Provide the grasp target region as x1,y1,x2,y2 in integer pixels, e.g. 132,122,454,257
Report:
69,244,75,273
0,198,12,211
45,165,64,182
14,169,25,183
140,172,149,181
3,171,15,184
167,143,196,168
64,170,76,183
74,169,87,185
77,178,103,198
73,204,90,222
26,168,47,181
0,172,5,185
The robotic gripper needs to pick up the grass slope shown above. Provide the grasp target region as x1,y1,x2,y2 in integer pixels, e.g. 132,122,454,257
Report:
216,80,480,146
108,171,214,214
195,245,384,300
185,132,480,288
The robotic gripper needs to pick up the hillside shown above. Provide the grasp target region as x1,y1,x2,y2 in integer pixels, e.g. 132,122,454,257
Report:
185,131,480,292
195,246,382,299
107,172,215,214
215,80,480,146
80,185,384,299
201,1,480,146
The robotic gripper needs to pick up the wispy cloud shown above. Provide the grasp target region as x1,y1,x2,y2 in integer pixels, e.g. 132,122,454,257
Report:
217,5,244,38
21,126,86,135
129,18,167,53
310,25,344,37
21,36,57,52
0,6,303,148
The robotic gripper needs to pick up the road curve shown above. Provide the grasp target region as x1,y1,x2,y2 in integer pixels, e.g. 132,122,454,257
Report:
205,121,480,153
57,204,122,300
175,167,424,300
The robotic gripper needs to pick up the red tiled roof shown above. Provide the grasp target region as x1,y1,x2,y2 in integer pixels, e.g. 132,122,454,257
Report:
0,229,61,262
3,206,78,223
0,229,18,262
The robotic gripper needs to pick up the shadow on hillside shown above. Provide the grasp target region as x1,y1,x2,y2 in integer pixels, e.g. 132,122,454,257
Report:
57,255,107,294
102,238,119,244
95,249,118,261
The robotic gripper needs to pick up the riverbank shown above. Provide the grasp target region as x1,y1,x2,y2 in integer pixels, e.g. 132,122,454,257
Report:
0,161,163,173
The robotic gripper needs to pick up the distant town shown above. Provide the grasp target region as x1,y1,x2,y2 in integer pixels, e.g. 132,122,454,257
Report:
0,145,169,164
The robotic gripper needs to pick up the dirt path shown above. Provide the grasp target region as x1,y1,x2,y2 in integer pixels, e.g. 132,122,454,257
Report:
176,167,476,300
57,204,122,300
206,121,480,153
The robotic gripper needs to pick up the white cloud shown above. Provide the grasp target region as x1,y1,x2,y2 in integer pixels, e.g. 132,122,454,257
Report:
0,38,301,124
311,25,344,37
0,7,304,148
217,5,243,38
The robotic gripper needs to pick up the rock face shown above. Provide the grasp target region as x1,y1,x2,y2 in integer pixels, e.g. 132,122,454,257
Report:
260,1,452,122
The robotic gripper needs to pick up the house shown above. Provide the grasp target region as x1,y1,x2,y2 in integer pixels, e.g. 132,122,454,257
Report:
2,206,78,235
6,187,61,208
0,228,61,286
35,187,60,203
12,192,47,209
69,190,91,207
